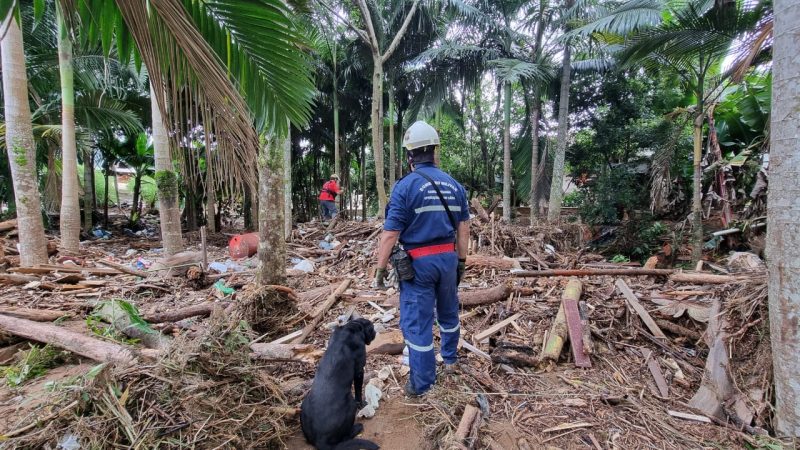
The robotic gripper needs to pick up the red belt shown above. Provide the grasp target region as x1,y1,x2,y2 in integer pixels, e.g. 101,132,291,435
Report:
407,243,455,259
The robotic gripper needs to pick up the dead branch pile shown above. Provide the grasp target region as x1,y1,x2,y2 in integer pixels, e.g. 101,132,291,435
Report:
7,310,295,449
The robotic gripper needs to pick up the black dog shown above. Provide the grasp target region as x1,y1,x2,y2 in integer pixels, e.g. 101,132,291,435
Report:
301,318,379,450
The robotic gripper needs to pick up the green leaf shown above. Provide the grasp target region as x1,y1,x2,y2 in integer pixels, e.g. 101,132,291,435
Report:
0,0,15,24
100,0,116,58
33,0,44,26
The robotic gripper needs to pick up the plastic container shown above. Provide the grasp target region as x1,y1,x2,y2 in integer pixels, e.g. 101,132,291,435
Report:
228,232,259,259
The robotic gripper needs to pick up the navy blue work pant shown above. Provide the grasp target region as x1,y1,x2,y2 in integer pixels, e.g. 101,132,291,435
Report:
319,200,338,220
399,251,460,393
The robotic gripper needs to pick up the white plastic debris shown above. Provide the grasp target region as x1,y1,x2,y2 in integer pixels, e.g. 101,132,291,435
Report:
57,432,81,450
377,366,392,381
365,383,383,408
208,261,228,273
291,259,315,273
357,404,376,419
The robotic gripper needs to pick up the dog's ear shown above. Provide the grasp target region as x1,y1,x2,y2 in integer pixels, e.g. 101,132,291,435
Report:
356,318,376,345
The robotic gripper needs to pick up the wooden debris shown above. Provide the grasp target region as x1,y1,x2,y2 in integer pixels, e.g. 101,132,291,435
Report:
542,422,594,433
0,307,72,322
669,272,751,284
542,280,583,363
0,342,28,365
561,279,591,368
0,218,17,233
641,348,669,397
459,339,491,361
473,312,521,342
667,410,712,423
366,329,404,355
0,273,40,285
249,343,322,363
644,255,659,269
0,314,138,365
10,264,120,276
97,259,149,278
453,404,482,449
268,329,303,344
460,284,512,307
471,198,490,222
655,319,702,341
689,298,733,418
466,255,521,270
490,343,538,367
615,279,667,339
143,302,226,323
293,278,352,344
514,268,673,277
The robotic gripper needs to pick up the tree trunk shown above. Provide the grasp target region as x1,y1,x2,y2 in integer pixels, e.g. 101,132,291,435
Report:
361,140,367,222
389,85,396,192
57,7,80,253
130,174,142,224
547,41,572,223
284,128,292,240
83,148,94,232
502,82,512,222
257,135,286,286
150,82,183,256
103,171,109,227
0,14,49,266
691,110,704,263
43,144,61,213
333,72,341,211
371,59,388,218
767,1,800,436
529,4,545,224
205,142,216,233
475,82,491,190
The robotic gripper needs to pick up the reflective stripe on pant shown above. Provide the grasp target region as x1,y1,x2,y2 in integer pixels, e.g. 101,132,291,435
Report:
399,251,460,393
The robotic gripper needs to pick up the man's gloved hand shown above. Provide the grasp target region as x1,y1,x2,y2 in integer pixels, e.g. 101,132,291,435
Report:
457,258,466,285
373,267,389,290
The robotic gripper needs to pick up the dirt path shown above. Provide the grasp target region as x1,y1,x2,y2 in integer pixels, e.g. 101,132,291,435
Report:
283,396,426,450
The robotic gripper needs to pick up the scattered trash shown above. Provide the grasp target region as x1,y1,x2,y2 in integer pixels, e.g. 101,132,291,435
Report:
377,366,392,381
57,432,81,450
356,403,376,419
134,258,152,270
92,228,111,239
228,232,259,259
213,280,235,296
291,259,315,273
124,249,137,257
208,261,228,273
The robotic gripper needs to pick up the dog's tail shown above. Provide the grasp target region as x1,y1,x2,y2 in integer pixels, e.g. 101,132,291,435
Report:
333,438,380,450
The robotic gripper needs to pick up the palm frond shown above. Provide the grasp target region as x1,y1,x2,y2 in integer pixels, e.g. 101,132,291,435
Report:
569,0,666,37
491,58,552,84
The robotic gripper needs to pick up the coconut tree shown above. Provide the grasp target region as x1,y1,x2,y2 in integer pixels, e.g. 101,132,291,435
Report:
54,3,80,252
0,4,49,266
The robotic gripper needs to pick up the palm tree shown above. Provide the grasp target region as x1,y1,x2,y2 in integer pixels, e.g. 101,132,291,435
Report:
410,0,553,221
1,6,49,266
55,3,81,252
257,133,287,285
767,0,800,436
580,0,770,260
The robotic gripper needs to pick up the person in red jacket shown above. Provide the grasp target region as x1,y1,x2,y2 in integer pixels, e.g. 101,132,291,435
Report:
319,174,342,221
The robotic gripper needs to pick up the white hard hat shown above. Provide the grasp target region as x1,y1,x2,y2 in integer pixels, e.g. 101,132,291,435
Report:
403,121,440,151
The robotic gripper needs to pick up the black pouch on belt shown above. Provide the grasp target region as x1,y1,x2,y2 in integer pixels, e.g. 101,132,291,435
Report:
390,245,415,281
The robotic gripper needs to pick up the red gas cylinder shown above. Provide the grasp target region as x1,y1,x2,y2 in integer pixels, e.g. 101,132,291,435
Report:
229,232,259,259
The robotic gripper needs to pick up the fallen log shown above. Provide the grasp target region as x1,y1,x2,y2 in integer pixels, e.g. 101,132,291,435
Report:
143,302,226,324
454,404,482,449
541,280,583,362
514,268,674,277
470,198,490,223
0,218,17,233
366,329,404,355
293,279,352,344
562,279,591,368
250,342,322,363
0,273,39,285
466,255,521,270
669,272,752,284
0,314,138,365
0,307,72,322
382,284,512,308
491,347,538,367
10,264,121,276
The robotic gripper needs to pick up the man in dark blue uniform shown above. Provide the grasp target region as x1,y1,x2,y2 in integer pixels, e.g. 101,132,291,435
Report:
374,121,470,397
